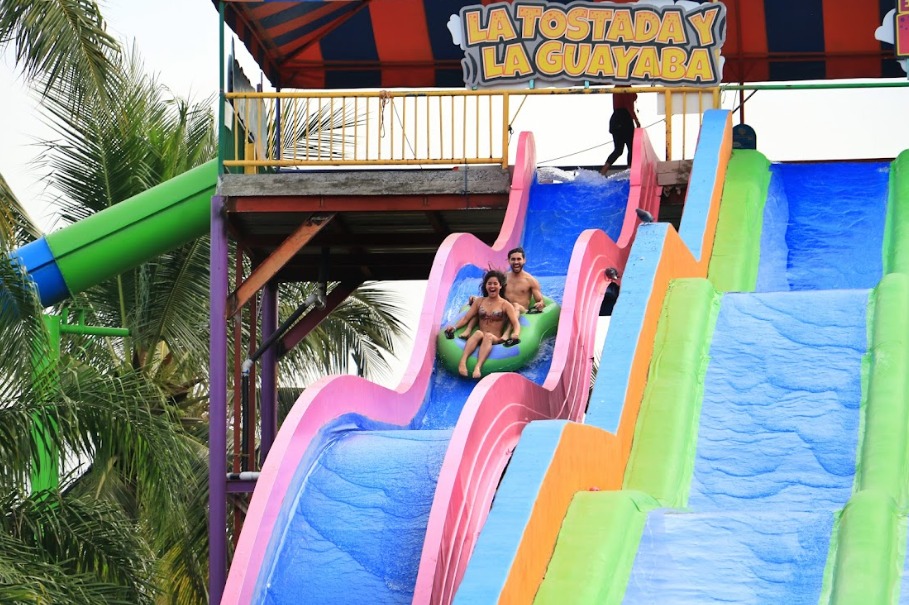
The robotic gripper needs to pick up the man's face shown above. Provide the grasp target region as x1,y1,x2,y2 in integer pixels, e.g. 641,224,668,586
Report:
509,252,525,273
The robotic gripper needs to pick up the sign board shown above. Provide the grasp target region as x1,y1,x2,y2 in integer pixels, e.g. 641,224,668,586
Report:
454,1,726,89
897,0,909,58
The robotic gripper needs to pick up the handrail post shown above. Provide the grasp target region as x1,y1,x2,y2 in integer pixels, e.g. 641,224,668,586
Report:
664,89,673,161
501,92,510,168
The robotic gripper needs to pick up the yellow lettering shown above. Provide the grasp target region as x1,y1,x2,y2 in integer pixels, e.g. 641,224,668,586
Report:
540,8,568,39
589,8,613,41
612,46,639,79
633,9,661,43
563,43,592,77
502,43,532,78
535,40,563,76
688,6,720,46
566,7,591,42
631,46,659,79
487,7,517,43
516,5,543,38
587,44,615,77
481,46,504,79
660,47,688,82
656,10,687,45
684,48,715,82
606,9,634,42
465,10,487,45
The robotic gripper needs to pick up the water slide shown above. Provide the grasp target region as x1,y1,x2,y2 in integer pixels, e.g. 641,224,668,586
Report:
10,160,217,306
221,129,663,604
456,119,909,602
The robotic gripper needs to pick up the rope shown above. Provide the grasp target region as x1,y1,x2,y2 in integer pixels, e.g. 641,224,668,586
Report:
378,89,390,138
536,118,666,165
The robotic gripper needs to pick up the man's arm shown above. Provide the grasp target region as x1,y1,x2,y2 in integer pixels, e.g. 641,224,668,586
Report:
531,278,545,311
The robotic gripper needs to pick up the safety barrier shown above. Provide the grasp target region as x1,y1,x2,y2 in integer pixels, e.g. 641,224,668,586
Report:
223,86,721,170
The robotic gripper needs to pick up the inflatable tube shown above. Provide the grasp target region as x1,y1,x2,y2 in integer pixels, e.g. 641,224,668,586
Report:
437,297,560,376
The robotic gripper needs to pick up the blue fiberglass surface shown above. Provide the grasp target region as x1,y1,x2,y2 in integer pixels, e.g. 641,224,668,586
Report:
257,171,630,604
624,289,867,604
756,162,889,292
689,290,866,513
262,429,452,605
416,171,629,429
625,510,836,604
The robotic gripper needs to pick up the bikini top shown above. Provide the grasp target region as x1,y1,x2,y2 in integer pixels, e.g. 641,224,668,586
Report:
478,304,504,321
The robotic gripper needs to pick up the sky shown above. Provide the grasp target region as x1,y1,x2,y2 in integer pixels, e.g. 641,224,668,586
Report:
1,1,907,382
2,0,907,228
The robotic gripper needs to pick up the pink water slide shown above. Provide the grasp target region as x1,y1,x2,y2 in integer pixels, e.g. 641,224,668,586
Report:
222,129,661,605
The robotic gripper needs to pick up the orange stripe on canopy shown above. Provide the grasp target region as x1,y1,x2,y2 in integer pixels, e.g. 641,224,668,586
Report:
370,0,435,87
822,0,882,79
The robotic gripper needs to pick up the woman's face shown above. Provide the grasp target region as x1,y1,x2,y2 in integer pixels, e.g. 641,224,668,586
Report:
485,277,502,296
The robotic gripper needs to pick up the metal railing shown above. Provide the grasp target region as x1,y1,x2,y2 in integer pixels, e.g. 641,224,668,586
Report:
223,86,722,170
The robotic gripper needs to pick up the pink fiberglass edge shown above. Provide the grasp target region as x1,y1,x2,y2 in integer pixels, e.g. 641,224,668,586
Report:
412,130,662,605
616,128,662,253
221,133,538,605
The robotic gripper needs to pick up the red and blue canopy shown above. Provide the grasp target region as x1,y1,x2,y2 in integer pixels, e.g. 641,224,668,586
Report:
216,0,904,89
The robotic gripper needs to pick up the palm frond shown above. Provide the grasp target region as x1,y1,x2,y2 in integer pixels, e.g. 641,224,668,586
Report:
0,490,155,603
0,0,120,102
151,452,211,605
0,172,42,246
268,103,363,160
278,281,409,385
54,362,198,520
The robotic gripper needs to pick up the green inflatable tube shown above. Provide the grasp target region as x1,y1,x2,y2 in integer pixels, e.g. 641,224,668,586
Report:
437,297,560,377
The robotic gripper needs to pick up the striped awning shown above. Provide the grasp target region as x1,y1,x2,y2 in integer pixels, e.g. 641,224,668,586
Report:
217,0,905,89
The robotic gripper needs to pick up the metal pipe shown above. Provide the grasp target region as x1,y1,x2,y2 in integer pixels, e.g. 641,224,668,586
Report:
208,193,229,605
244,289,325,368
238,287,326,474
58,324,129,337
720,81,909,91
259,282,278,464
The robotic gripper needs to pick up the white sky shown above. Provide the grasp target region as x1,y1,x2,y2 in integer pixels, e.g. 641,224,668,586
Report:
0,1,907,382
2,1,908,224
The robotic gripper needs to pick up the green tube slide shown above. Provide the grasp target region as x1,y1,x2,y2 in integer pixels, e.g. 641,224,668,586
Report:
44,160,217,296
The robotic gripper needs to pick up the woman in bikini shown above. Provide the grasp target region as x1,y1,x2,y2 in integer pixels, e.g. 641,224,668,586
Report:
444,270,521,378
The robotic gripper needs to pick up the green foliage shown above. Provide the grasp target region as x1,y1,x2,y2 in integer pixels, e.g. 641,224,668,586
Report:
0,8,409,604
0,0,119,101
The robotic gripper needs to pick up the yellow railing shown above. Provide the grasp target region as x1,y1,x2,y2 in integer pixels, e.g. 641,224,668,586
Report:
223,86,721,170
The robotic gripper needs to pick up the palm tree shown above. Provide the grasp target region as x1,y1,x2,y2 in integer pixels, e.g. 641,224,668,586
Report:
0,38,410,605
0,0,118,101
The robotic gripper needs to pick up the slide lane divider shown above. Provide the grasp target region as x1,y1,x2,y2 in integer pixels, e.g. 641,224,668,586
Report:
222,133,537,604
534,276,721,604
415,227,619,605
621,277,722,508
535,147,768,603
453,110,734,604
707,150,772,292
414,129,664,605
825,151,909,604
884,150,909,275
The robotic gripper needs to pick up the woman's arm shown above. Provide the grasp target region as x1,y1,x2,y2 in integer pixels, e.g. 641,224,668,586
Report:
447,297,480,331
505,302,521,340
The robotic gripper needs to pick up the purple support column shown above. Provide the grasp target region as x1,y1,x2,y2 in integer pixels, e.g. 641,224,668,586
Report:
260,281,278,464
209,195,228,604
